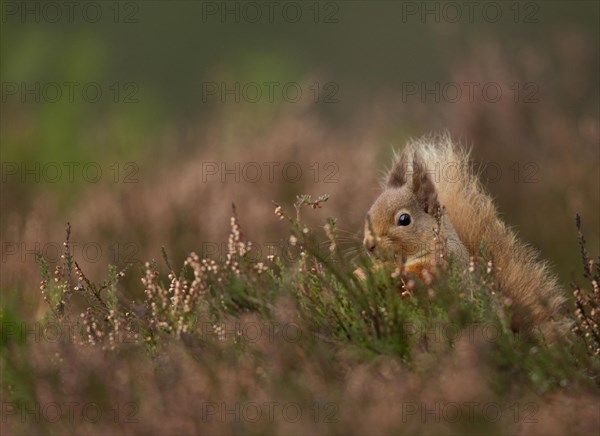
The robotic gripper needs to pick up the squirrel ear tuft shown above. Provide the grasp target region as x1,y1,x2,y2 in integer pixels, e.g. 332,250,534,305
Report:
412,155,439,214
387,156,408,187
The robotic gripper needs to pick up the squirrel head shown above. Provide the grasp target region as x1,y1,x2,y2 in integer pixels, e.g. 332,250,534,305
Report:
364,152,440,262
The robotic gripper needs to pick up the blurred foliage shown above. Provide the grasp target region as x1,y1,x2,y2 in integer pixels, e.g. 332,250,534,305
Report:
2,198,599,434
1,1,599,297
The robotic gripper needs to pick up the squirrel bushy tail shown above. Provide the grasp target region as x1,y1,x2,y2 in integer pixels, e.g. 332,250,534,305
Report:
399,134,567,338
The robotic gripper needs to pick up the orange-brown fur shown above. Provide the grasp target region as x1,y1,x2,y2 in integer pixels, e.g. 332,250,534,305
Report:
364,134,567,339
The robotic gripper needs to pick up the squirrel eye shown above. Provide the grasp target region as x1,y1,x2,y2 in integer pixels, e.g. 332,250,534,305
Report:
397,213,411,226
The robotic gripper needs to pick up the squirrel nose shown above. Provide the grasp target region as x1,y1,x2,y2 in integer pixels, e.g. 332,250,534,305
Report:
364,238,376,253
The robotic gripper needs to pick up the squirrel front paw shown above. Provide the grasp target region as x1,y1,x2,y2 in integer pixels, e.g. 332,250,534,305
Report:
353,267,366,281
353,260,392,281
404,261,435,284
354,259,434,285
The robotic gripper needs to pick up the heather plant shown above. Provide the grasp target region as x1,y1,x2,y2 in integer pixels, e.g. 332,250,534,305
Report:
2,197,599,435
27,198,600,370
36,223,129,348
572,214,600,357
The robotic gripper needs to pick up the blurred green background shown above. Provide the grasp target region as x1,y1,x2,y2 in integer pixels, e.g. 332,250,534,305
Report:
1,1,599,309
